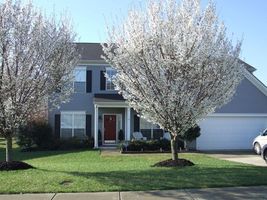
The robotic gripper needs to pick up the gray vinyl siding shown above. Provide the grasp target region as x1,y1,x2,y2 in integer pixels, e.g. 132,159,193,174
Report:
48,63,118,138
91,65,113,94
216,78,267,113
49,75,267,139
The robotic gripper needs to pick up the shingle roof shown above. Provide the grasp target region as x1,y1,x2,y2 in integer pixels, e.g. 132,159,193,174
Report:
94,93,125,100
76,43,257,73
76,43,104,60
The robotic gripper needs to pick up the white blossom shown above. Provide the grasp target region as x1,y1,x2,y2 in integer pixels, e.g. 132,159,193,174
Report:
0,0,79,139
102,0,244,159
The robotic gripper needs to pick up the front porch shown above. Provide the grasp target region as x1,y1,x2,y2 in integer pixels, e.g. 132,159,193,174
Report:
93,93,172,149
93,97,131,148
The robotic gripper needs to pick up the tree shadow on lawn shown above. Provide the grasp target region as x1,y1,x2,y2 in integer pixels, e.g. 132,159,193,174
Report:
38,164,267,191
0,137,98,162
0,147,98,162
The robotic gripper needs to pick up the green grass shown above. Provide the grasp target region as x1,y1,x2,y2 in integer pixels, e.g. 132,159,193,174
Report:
0,141,267,194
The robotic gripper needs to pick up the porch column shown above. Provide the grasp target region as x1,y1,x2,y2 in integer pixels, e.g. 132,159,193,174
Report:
126,107,131,141
94,104,99,148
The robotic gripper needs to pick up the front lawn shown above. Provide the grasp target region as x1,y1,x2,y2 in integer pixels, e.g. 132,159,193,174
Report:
0,142,267,193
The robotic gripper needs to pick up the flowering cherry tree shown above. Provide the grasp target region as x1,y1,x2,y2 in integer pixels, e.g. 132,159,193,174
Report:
0,0,79,162
102,0,244,162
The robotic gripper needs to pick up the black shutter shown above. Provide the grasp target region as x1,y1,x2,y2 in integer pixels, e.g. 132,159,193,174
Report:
134,115,140,132
86,114,92,137
100,70,106,90
86,70,92,93
55,114,60,139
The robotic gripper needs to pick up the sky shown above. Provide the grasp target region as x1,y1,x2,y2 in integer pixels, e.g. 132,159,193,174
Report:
13,0,267,85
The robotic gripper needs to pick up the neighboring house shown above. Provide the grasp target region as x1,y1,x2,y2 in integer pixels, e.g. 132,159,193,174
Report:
48,43,267,150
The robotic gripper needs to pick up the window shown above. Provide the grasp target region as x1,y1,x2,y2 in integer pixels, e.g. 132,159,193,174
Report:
106,68,116,90
61,113,72,138
140,118,162,139
74,66,86,93
61,112,86,139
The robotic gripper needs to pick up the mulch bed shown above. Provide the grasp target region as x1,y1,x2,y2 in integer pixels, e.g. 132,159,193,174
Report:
0,161,34,171
152,159,194,167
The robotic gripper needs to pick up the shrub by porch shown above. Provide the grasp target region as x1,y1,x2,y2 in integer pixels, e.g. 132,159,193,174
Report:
120,139,185,153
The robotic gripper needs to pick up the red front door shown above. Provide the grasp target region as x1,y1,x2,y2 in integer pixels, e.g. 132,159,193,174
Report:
104,115,116,141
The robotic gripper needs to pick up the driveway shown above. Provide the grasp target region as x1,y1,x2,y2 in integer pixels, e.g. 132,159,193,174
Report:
204,151,267,167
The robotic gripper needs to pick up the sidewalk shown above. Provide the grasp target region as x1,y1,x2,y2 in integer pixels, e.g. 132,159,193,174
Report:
0,186,267,200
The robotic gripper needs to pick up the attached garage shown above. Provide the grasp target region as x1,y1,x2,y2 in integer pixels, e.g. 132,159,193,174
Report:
197,114,267,150
194,71,267,151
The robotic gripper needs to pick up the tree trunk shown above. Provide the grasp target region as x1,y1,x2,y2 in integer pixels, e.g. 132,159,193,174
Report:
6,135,12,162
184,140,187,151
171,137,178,161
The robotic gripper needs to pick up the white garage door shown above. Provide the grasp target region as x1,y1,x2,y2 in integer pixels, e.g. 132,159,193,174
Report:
197,115,267,150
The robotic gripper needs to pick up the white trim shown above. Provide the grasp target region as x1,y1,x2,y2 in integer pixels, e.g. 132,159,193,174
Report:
75,66,87,71
73,66,87,93
78,62,109,66
94,105,99,148
139,117,161,139
208,113,267,117
77,64,108,66
126,107,131,141
60,111,86,114
125,108,127,141
105,67,116,91
104,140,116,144
60,111,86,139
244,70,267,96
116,114,123,141
106,66,115,70
94,101,129,107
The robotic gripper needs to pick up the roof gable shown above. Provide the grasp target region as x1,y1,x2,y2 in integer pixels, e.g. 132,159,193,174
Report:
244,70,267,97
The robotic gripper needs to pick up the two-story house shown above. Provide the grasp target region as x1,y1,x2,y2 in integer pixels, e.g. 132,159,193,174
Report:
48,43,267,150
49,43,156,149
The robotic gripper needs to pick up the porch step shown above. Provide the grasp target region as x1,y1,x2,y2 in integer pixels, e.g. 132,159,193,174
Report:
99,145,118,150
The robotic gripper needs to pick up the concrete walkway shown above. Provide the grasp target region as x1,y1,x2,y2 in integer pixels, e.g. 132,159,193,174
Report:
100,148,121,156
204,151,267,167
1,186,267,200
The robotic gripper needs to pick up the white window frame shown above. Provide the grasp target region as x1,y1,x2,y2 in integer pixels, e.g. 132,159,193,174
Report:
105,67,116,91
140,118,161,139
74,66,87,93
60,111,86,138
